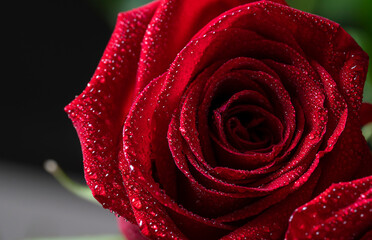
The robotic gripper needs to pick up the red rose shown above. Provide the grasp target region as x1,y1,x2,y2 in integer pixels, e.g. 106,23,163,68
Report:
65,0,372,239
286,176,372,239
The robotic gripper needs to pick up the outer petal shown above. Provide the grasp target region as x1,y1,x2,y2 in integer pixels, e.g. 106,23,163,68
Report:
121,2,370,239
361,230,372,240
64,1,159,221
313,26,371,193
220,170,321,240
285,176,372,240
135,0,287,92
117,217,148,240
121,75,190,240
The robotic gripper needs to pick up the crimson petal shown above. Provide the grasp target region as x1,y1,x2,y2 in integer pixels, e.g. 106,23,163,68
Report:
65,2,159,222
285,176,372,240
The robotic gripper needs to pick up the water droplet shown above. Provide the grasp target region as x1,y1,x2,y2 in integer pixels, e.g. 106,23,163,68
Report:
131,197,143,209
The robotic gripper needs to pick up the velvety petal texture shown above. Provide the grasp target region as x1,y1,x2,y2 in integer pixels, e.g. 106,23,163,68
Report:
66,0,372,239
285,176,372,239
117,217,148,240
65,1,159,222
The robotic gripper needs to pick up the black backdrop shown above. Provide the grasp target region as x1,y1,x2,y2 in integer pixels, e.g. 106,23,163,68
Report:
2,0,112,173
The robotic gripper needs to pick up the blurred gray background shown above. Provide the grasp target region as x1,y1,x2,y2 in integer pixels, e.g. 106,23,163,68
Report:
0,161,119,240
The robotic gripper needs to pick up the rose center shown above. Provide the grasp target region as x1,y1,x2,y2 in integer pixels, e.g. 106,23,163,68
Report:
226,113,272,147
212,91,283,153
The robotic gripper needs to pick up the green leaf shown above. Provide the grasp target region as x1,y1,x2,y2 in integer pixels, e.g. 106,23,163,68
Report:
44,160,98,204
356,0,372,33
362,122,372,146
118,0,152,12
363,80,372,104
286,0,318,12
313,0,359,24
86,0,152,27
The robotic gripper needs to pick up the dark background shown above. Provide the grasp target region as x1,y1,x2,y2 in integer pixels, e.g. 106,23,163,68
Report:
1,0,152,175
2,0,112,173
1,2,119,238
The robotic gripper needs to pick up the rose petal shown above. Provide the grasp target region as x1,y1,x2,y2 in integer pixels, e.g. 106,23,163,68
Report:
361,230,372,240
135,0,287,92
285,176,372,240
221,169,321,239
64,1,159,222
123,74,234,240
117,217,148,240
311,63,372,193
121,75,189,239
212,99,304,184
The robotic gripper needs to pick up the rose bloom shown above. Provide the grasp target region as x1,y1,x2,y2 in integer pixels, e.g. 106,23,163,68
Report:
66,0,372,239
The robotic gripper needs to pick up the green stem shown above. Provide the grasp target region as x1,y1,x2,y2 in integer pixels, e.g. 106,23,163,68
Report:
44,159,98,205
